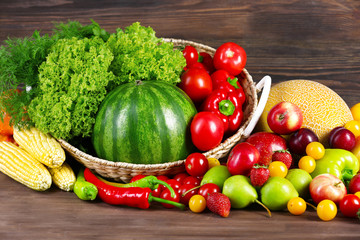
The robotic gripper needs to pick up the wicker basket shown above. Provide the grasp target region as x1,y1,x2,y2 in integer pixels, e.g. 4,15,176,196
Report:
58,38,269,183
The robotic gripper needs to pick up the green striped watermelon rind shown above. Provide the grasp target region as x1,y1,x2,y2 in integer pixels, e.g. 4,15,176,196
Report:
92,80,197,164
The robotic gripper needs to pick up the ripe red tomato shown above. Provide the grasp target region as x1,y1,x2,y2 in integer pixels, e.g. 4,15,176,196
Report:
185,152,209,177
182,45,199,67
178,183,198,205
160,188,181,209
198,183,221,200
172,172,190,185
339,194,360,218
199,52,215,74
165,179,181,191
213,42,247,76
190,112,224,151
182,176,201,186
178,68,212,104
130,174,146,183
227,142,260,176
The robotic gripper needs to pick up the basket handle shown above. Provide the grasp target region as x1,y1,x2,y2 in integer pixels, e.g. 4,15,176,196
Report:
243,75,272,138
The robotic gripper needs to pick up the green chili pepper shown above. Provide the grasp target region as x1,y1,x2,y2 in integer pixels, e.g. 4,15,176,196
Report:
74,168,98,201
97,175,172,191
311,149,360,183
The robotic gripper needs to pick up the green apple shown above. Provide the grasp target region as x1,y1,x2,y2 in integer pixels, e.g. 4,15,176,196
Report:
260,176,298,211
201,165,231,190
286,169,312,199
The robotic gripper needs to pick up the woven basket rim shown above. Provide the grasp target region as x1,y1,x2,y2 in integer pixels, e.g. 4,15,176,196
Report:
58,38,258,181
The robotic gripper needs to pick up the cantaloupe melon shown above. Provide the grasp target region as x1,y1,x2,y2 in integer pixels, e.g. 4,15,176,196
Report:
256,80,353,145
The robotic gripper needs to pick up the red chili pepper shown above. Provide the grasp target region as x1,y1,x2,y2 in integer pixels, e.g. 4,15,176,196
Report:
83,168,185,210
201,71,245,135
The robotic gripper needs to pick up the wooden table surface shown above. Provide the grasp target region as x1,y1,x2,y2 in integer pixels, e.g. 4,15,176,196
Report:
1,0,360,239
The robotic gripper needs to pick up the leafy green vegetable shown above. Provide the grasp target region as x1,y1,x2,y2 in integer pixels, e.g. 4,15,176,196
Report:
0,20,109,128
0,20,187,141
106,22,186,90
0,31,55,127
28,37,115,140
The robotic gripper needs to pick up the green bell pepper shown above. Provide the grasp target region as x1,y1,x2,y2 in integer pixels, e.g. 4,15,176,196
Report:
311,149,359,183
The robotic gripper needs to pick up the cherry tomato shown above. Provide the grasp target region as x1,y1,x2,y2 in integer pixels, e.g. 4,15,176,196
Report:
160,188,181,209
287,197,307,215
355,191,360,199
317,199,337,221
268,161,288,178
190,112,224,151
344,120,360,138
130,174,146,183
298,156,316,173
189,194,207,213
178,183,198,205
172,172,190,185
339,194,360,218
165,179,181,191
198,183,221,200
156,175,169,182
213,42,247,76
305,142,325,160
199,52,215,74
151,186,162,198
183,176,201,186
207,157,220,169
178,68,212,104
185,152,209,176
185,62,206,71
182,45,199,67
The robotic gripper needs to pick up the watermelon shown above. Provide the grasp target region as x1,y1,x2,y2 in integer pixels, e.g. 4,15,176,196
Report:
92,80,197,164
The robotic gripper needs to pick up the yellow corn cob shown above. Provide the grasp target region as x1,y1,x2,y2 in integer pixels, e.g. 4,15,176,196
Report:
48,162,76,191
0,141,52,191
13,127,65,168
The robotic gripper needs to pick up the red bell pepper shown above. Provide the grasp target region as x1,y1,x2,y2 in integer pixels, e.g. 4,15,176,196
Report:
210,69,246,105
202,70,246,135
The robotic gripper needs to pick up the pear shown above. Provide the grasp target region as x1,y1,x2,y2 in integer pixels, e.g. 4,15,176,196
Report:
286,169,312,199
260,176,299,211
201,165,231,190
223,175,271,217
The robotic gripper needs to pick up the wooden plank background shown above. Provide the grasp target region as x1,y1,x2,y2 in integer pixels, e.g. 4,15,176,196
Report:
0,1,360,239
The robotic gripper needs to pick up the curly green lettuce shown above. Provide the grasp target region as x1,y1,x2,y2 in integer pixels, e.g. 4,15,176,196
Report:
106,22,186,90
28,37,115,140
0,20,110,128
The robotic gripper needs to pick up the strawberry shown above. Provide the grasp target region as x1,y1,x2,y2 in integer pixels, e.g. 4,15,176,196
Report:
272,149,292,169
250,165,270,187
206,192,231,217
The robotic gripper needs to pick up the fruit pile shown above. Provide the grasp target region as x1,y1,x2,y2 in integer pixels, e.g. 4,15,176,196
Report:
86,98,360,221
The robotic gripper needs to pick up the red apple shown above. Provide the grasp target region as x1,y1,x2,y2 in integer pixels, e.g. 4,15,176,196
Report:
309,173,347,205
267,101,303,135
245,132,288,166
227,142,260,176
348,173,360,194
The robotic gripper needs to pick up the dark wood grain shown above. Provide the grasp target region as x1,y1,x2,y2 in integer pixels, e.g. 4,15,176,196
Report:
1,1,360,239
